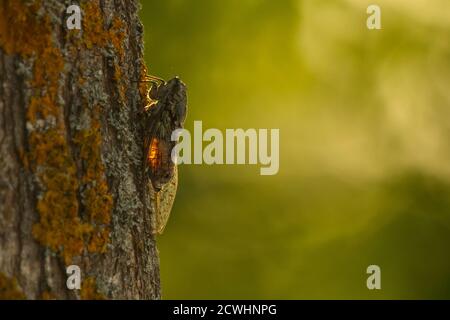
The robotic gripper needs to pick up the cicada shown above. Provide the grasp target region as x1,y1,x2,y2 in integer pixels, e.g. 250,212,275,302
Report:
142,76,187,235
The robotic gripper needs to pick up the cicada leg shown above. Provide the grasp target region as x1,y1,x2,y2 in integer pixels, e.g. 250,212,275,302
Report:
143,75,166,86
139,75,166,110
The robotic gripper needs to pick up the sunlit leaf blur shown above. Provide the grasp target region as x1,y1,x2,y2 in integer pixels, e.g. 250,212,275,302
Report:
140,0,450,299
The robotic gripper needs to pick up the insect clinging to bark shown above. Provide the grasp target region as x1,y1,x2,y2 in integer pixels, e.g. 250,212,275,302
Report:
141,75,187,235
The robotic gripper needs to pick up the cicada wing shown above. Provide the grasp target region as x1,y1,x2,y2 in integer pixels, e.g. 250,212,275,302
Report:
150,166,178,235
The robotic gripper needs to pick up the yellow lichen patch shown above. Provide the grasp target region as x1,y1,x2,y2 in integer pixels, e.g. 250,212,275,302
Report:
110,17,126,62
74,115,113,254
32,46,65,91
0,1,49,56
82,1,126,60
26,95,57,125
28,125,95,263
80,277,105,300
0,273,26,300
82,1,109,49
82,1,127,101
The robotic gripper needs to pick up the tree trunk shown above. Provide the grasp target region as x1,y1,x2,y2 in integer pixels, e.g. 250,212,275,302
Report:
0,0,160,299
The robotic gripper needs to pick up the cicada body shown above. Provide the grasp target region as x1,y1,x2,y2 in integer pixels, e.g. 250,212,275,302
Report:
143,76,187,235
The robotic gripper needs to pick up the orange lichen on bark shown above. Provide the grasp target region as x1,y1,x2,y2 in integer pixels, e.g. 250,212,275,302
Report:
82,1,126,60
82,1,127,101
0,273,26,300
74,114,113,253
0,1,113,264
80,277,105,300
81,1,107,50
30,128,93,262
110,18,126,62
0,1,49,56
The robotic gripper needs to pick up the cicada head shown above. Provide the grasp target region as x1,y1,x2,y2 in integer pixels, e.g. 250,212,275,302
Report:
153,76,187,129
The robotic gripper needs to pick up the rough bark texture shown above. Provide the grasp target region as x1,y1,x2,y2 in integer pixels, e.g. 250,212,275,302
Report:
0,0,160,299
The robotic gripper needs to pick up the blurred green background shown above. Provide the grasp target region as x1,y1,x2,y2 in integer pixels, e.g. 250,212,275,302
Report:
140,0,450,299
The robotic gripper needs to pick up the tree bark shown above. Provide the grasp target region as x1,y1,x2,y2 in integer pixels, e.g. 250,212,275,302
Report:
0,0,160,299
